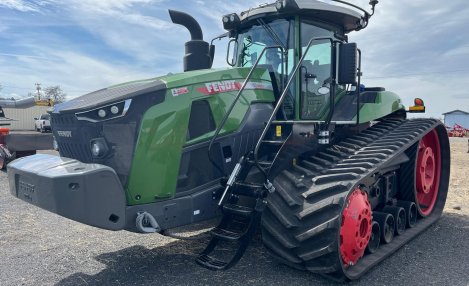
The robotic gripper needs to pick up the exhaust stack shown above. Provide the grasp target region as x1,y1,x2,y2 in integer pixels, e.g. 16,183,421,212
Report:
169,10,212,72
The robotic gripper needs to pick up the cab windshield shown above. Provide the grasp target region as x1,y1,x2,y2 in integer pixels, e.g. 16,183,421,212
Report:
232,18,341,121
235,19,295,118
235,19,294,74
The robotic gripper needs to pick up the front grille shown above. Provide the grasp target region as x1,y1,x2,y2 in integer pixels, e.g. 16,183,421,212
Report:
50,80,167,187
52,113,96,164
52,112,136,186
51,115,75,126
58,142,92,162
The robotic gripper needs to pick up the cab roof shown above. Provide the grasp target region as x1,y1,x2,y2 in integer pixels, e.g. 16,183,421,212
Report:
239,0,364,33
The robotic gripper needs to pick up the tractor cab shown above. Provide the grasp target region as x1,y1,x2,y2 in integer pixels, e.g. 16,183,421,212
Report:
222,0,378,123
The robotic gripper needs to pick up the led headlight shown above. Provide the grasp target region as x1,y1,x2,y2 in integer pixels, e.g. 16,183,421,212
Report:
276,0,284,10
275,0,299,12
76,99,132,123
222,13,240,30
90,138,109,158
98,109,107,118
110,105,119,114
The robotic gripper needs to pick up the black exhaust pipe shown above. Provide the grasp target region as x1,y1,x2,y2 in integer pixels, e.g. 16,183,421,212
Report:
169,10,212,72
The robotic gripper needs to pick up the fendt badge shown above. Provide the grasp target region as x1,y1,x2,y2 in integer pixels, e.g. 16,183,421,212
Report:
57,131,72,138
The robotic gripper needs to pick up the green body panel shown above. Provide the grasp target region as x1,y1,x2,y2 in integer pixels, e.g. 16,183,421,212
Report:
354,91,405,123
126,68,275,205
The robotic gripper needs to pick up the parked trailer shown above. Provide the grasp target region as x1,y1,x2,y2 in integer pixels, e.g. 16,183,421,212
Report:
0,98,54,168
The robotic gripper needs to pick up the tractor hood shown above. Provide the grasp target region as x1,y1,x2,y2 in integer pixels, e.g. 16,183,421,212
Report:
52,67,271,114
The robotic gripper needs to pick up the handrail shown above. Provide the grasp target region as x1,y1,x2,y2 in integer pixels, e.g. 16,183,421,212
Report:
253,37,335,181
207,45,285,176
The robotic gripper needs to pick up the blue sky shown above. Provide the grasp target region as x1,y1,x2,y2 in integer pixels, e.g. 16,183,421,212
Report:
0,0,468,118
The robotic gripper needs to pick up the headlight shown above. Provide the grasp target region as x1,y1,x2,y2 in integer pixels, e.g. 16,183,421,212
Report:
222,13,240,30
275,0,299,12
75,99,132,123
110,106,119,114
98,109,107,118
90,139,109,158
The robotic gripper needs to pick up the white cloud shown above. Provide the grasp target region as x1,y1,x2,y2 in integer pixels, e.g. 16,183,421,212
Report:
0,0,467,118
0,0,40,12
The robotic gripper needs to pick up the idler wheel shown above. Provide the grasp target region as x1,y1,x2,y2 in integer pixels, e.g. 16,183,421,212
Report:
373,212,394,244
415,129,441,216
340,188,372,267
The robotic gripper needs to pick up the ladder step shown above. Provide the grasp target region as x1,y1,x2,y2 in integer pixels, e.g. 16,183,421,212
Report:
262,140,285,145
196,254,228,270
210,227,243,241
223,204,254,217
247,160,272,167
258,161,273,167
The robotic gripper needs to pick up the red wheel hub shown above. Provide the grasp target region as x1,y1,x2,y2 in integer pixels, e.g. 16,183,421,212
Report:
340,188,372,267
415,129,441,216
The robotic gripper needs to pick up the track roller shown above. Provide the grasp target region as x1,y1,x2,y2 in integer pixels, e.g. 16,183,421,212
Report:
373,212,394,244
365,221,380,254
396,201,417,228
382,206,406,235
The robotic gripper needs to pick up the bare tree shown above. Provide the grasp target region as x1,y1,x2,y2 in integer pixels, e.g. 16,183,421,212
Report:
44,85,66,103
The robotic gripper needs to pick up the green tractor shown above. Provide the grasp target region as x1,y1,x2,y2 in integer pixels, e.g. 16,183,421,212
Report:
8,0,450,281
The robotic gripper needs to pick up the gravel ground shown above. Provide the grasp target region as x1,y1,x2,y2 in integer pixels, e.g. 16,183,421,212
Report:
0,139,468,286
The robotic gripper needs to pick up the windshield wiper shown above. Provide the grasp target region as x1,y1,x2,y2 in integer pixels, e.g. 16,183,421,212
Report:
257,19,287,52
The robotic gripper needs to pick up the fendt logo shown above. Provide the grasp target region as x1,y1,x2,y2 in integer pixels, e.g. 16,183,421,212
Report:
57,131,72,138
197,80,273,96
198,80,241,95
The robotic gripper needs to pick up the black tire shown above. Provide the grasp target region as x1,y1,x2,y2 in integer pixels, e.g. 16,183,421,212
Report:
261,167,348,280
260,119,450,281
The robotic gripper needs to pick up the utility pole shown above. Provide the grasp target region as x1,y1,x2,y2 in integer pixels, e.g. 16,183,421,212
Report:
35,83,41,100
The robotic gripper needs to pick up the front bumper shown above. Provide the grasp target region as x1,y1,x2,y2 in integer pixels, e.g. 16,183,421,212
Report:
8,154,126,230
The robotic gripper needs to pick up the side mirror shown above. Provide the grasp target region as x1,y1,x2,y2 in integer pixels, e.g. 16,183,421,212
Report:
338,43,358,85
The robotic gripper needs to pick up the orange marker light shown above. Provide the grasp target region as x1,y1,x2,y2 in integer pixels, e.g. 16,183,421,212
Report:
414,98,424,106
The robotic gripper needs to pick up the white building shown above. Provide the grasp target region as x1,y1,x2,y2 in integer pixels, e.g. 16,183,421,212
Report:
443,110,469,129
3,105,52,131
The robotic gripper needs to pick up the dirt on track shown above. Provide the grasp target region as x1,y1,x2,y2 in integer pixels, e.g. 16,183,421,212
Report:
0,138,468,286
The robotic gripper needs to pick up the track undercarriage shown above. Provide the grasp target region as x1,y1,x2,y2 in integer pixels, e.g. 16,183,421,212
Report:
261,118,450,280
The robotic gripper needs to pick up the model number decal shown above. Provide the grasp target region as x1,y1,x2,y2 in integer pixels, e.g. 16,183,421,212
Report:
171,87,189,97
197,80,272,95
57,131,72,138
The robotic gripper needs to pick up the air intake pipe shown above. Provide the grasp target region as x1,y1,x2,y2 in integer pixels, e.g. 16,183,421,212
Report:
0,97,35,108
169,10,213,72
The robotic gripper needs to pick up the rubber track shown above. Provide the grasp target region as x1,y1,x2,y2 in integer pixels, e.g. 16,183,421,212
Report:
260,118,448,281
